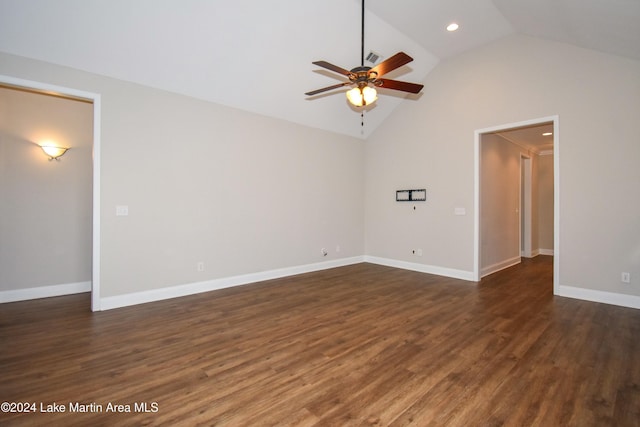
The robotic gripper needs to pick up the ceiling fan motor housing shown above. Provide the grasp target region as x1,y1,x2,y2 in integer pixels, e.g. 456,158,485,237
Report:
349,66,378,87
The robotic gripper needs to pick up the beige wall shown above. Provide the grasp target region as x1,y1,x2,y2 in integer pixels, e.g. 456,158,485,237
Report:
1,32,639,305
366,34,640,297
0,52,365,300
480,133,522,275
0,87,93,291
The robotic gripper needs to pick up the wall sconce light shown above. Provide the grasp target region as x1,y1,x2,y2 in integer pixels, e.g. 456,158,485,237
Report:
40,145,69,161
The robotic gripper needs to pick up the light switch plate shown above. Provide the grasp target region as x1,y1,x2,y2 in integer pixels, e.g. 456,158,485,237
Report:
116,205,129,216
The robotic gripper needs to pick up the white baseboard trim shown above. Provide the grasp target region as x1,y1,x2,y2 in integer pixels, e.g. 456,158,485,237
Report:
557,285,640,310
0,281,91,303
364,256,475,281
481,256,521,278
522,250,554,258
99,256,365,311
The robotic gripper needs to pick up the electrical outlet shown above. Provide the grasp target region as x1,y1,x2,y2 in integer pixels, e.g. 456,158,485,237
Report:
621,272,631,283
321,248,328,257
197,262,205,272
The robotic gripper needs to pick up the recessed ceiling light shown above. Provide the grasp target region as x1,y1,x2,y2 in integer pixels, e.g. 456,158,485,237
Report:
542,132,553,136
447,23,459,32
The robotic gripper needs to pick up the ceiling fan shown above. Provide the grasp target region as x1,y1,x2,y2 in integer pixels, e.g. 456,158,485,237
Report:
305,0,424,107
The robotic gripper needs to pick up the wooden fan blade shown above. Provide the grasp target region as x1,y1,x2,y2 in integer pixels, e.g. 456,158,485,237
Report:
376,78,424,94
305,81,352,96
312,61,353,77
369,52,413,77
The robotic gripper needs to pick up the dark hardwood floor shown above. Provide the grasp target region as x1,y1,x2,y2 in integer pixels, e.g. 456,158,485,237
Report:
1,256,639,426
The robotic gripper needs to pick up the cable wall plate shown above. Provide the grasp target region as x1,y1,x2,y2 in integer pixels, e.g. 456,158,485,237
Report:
396,189,426,202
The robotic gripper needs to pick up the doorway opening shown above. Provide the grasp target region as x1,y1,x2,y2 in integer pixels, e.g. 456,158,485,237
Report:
0,75,101,311
474,116,559,294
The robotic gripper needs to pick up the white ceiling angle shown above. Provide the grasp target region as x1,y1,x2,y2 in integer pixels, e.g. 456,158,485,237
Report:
0,0,638,139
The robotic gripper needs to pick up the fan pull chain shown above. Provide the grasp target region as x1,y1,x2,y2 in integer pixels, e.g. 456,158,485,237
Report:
361,111,364,127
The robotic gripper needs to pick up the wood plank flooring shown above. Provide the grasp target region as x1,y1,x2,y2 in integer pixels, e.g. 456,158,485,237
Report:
1,256,639,426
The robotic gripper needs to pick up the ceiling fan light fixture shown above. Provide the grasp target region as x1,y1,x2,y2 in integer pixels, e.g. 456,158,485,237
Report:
346,87,364,106
362,86,377,104
346,85,377,107
306,0,423,108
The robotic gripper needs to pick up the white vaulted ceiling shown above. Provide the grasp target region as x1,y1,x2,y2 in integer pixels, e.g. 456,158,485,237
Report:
0,0,639,139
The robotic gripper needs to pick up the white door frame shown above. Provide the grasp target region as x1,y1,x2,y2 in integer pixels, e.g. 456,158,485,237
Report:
520,155,532,258
1,74,102,311
474,115,559,295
